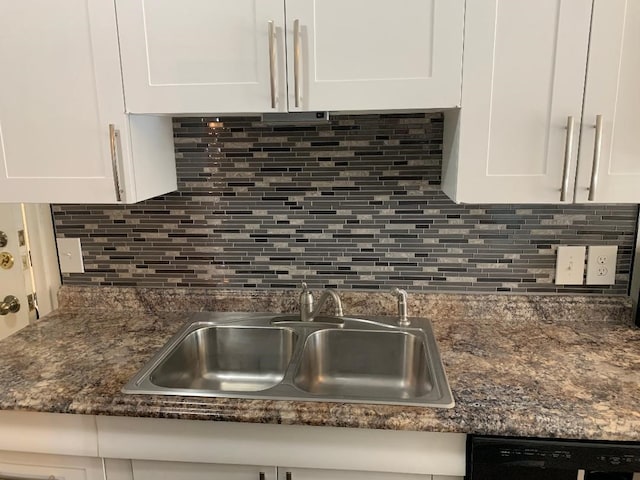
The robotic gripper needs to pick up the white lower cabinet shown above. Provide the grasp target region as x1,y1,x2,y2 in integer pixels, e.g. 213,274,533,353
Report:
131,460,276,480
104,459,276,480
0,414,465,480
0,450,104,480
277,467,435,480
107,460,464,480
278,469,462,480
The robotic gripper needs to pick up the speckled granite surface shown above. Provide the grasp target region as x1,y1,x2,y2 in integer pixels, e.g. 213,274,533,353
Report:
59,286,634,324
1,287,638,441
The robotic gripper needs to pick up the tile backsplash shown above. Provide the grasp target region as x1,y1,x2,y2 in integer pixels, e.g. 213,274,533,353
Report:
53,113,638,294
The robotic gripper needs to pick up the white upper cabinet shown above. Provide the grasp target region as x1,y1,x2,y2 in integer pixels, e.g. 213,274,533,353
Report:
443,0,640,205
115,0,287,114
115,0,464,114
442,0,593,204
575,0,640,203
0,0,176,204
284,0,464,111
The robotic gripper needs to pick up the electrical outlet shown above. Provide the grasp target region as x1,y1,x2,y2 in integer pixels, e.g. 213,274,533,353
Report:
555,246,586,285
586,245,617,285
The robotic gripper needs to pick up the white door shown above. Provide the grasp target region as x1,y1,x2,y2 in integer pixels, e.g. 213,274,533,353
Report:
116,0,287,114
575,0,640,203
0,0,128,203
284,0,464,111
444,0,593,204
0,205,33,339
277,468,433,480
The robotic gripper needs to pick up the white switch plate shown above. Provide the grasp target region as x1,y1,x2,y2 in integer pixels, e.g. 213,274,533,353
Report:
56,238,84,273
555,246,586,285
586,245,617,285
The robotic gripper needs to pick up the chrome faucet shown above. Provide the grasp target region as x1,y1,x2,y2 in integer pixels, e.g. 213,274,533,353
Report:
390,288,410,326
299,282,344,321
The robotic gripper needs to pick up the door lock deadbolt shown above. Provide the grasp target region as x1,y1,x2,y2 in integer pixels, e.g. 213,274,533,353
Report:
0,252,14,270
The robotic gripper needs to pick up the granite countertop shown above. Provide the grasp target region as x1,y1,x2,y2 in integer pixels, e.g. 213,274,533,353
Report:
1,286,639,441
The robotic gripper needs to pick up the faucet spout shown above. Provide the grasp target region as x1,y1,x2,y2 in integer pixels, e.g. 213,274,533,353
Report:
301,288,343,321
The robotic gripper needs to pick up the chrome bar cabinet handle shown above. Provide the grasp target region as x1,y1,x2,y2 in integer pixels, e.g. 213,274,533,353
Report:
560,115,574,202
588,115,604,201
109,124,123,202
268,21,277,109
293,19,301,108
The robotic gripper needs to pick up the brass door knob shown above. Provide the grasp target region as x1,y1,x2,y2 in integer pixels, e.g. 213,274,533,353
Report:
0,295,20,315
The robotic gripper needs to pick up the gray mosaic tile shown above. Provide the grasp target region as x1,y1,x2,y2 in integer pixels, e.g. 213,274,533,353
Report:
52,113,637,294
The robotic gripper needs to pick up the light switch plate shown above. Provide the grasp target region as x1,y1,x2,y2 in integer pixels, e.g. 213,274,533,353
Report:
56,238,84,273
586,245,617,285
555,246,586,285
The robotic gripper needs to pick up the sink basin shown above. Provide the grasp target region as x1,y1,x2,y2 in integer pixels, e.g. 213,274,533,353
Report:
123,312,454,408
293,329,431,399
150,326,296,392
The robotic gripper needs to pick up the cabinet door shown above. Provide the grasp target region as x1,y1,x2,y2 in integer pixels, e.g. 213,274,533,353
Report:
0,0,128,203
284,0,463,111
278,467,432,480
443,0,592,204
116,0,287,114
575,0,640,203
0,450,104,480
132,460,276,480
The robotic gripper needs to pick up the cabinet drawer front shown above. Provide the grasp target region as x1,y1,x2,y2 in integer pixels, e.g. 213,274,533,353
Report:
132,460,276,480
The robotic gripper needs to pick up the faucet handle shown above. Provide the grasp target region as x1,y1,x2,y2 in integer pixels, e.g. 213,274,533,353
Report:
300,281,309,292
390,288,410,326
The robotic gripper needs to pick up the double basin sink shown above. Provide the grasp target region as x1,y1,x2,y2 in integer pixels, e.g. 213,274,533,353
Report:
123,312,454,408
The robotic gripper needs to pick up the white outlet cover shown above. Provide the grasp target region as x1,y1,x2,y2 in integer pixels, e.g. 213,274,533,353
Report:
555,246,586,285
586,245,617,285
56,238,85,274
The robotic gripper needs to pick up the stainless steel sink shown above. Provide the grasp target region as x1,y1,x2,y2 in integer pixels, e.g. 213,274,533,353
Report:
150,326,296,392
123,312,454,408
293,329,431,399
